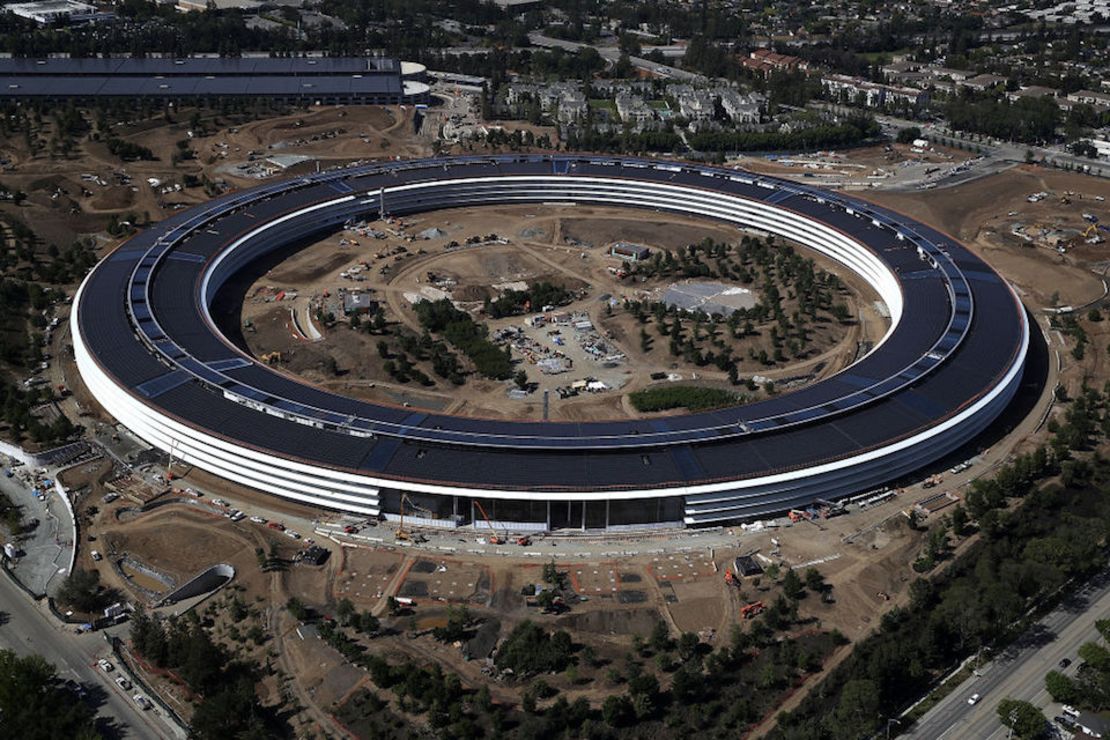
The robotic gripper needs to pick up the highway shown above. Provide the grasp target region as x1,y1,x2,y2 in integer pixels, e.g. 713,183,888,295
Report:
0,572,179,739
906,570,1110,738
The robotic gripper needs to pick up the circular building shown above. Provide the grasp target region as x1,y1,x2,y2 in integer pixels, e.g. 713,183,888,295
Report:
73,155,1029,531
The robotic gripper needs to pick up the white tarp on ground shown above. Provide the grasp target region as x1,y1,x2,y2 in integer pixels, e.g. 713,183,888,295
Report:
662,280,758,316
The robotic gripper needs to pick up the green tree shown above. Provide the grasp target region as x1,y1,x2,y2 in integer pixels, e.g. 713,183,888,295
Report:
190,675,267,740
432,605,470,643
336,597,355,626
0,649,102,739
678,631,700,663
996,698,1046,739
950,506,969,536
1079,641,1110,672
782,568,804,600
1045,670,1079,704
896,126,922,143
831,679,880,738
57,568,108,613
649,620,671,653
602,694,633,726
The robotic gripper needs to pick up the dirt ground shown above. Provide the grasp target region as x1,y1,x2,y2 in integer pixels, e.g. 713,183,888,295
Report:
34,119,1110,737
235,204,877,421
866,166,1110,309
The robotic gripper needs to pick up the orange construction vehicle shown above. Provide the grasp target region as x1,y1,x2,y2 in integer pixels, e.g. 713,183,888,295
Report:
472,500,505,545
724,570,740,587
741,601,765,619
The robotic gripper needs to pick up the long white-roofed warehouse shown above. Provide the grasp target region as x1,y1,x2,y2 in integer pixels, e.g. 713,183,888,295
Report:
0,55,431,104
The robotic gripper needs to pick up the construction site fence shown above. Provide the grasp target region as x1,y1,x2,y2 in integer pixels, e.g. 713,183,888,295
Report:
106,634,190,734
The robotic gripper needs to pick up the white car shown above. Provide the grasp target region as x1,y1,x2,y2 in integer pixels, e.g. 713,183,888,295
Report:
967,693,981,705
115,676,131,691
133,694,152,710
97,659,113,673
284,530,301,540
249,515,266,524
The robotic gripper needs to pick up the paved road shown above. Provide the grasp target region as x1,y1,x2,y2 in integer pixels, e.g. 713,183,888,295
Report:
528,33,705,82
868,111,1110,183
906,570,1110,738
0,573,179,739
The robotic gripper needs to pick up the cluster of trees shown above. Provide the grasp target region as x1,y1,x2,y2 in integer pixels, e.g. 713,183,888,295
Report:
620,237,846,380
414,299,512,380
335,597,381,635
0,650,102,738
494,621,575,676
0,215,97,284
598,593,840,733
130,609,276,739
689,115,880,153
944,94,1060,144
771,381,1110,739
304,564,844,738
104,136,155,162
564,127,683,154
485,281,573,319
380,350,435,387
628,385,739,412
0,378,74,446
1052,312,1091,361
472,126,554,152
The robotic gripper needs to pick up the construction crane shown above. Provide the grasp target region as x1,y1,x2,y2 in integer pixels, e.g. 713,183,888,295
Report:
397,493,430,543
472,500,505,545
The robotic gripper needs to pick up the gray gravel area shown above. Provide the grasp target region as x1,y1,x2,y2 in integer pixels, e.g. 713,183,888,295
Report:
0,464,75,597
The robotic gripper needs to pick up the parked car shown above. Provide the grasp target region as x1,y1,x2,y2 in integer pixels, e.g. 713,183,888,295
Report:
97,659,113,673
132,694,152,710
115,676,132,691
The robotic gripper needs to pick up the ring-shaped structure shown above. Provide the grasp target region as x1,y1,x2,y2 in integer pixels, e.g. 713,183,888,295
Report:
73,155,1028,529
